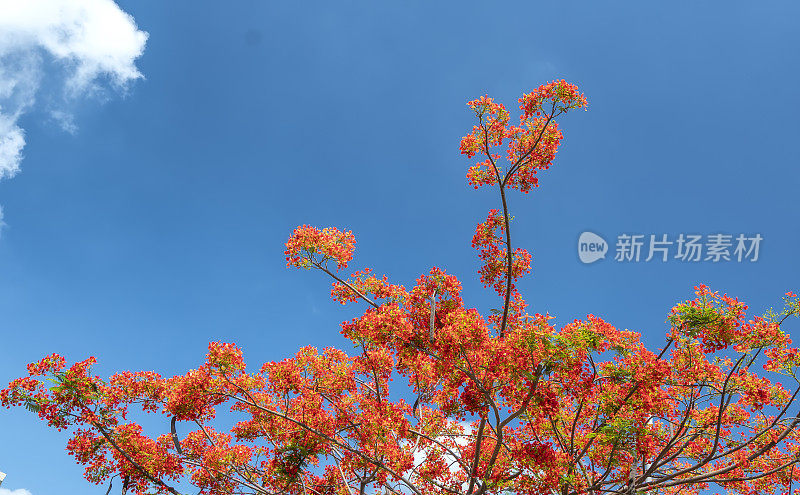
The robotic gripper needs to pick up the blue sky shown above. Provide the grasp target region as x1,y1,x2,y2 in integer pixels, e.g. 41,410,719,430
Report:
0,1,798,493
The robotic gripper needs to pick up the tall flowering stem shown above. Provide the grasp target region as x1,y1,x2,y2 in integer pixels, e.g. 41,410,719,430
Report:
460,81,587,336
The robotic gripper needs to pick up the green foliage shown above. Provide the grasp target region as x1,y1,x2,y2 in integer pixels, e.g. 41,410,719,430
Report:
668,303,722,338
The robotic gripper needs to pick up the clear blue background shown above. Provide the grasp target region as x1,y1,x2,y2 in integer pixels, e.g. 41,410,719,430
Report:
1,1,798,493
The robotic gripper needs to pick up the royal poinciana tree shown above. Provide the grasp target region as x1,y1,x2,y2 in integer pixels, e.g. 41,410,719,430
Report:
4,81,800,495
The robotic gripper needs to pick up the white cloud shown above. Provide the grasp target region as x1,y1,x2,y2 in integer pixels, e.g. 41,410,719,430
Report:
0,0,148,182
49,110,77,134
0,488,33,495
0,113,25,178
0,0,148,95
410,419,474,480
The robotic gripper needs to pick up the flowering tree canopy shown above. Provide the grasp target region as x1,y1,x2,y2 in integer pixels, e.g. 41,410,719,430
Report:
4,81,800,495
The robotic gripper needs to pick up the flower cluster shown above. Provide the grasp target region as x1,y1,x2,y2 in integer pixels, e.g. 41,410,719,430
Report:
518,80,587,118
471,209,531,297
461,80,587,194
668,285,751,352
330,268,408,305
285,225,356,271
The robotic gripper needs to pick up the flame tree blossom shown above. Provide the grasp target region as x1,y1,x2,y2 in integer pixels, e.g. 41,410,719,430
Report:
4,83,800,495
